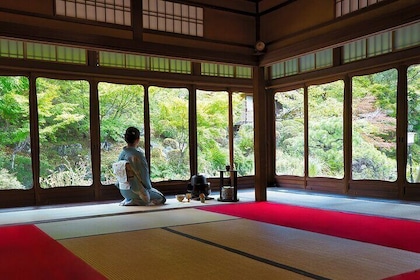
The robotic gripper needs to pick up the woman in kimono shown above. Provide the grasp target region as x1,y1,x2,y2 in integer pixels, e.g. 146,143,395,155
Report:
116,127,166,206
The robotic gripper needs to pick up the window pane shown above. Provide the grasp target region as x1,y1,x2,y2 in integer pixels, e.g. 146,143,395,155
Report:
316,49,333,69
37,78,92,188
275,89,304,176
336,0,384,17
271,62,284,79
343,39,366,63
197,90,229,177
285,59,298,76
367,32,391,57
149,87,190,181
142,0,203,37
308,80,344,178
395,22,420,50
98,82,144,185
407,64,420,183
233,93,254,176
0,76,32,190
352,69,397,181
300,53,315,72
0,38,24,58
55,0,131,26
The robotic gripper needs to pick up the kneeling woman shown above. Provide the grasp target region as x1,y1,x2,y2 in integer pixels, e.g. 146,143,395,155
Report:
116,127,166,206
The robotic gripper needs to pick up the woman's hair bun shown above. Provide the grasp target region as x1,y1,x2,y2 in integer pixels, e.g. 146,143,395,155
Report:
124,127,140,144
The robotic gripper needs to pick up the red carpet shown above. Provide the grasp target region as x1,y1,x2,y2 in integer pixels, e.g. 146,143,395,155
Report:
0,224,106,279
199,202,420,253
384,269,420,280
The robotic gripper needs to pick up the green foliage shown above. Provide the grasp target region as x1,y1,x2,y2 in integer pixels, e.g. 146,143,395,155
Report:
347,70,397,179
276,148,304,176
308,118,344,177
37,79,89,143
36,78,92,187
39,156,92,188
275,88,305,162
148,87,190,180
0,168,26,190
275,70,401,180
235,123,254,156
197,138,227,176
0,76,30,146
234,149,254,176
232,93,255,175
407,65,420,165
2,65,420,189
196,91,230,176
306,81,345,177
99,83,144,142
352,139,397,181
0,76,33,189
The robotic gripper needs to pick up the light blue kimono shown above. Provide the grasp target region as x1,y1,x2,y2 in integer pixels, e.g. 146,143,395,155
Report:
117,146,166,206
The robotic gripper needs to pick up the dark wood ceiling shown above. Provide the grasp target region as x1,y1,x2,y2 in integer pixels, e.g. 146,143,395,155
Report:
186,0,294,16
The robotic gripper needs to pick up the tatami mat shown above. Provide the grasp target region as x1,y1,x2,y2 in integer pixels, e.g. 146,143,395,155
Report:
59,227,313,280
37,208,238,239
170,218,420,280
0,195,250,226
56,214,420,280
265,189,420,221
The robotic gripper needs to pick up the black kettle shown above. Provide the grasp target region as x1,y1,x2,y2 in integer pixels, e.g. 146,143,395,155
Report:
187,174,211,198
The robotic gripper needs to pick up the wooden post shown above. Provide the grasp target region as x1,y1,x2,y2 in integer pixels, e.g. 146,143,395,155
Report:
253,66,267,201
228,89,234,169
144,85,151,171
89,80,101,200
189,85,198,176
344,75,351,194
397,65,408,199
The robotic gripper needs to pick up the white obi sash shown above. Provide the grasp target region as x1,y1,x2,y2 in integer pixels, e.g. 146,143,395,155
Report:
112,160,130,190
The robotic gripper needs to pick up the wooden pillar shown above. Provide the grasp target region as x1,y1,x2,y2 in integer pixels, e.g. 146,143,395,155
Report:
189,85,198,176
228,89,234,169
266,89,276,188
303,85,309,186
89,80,101,200
144,85,151,171
253,66,267,201
397,65,408,199
131,0,143,41
343,75,351,194
29,74,40,204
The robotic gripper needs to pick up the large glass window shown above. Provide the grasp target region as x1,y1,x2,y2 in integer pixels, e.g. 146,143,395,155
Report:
275,89,305,176
197,90,229,177
233,93,254,176
0,76,32,190
407,64,420,183
37,78,92,188
149,87,189,181
308,81,344,178
352,69,397,181
98,82,144,185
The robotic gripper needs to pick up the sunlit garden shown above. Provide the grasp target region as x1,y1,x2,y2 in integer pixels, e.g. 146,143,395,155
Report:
1,64,419,190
